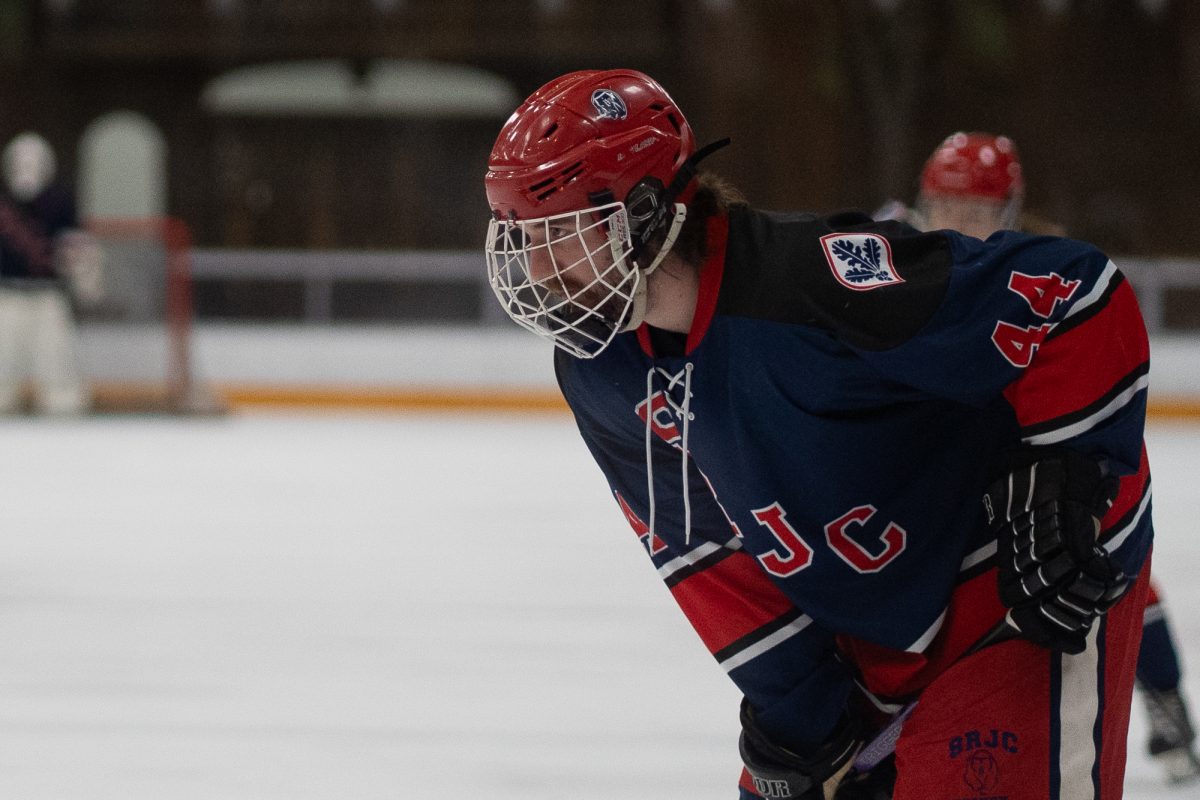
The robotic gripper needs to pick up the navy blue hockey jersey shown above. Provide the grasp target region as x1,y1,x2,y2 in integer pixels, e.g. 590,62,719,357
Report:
0,185,77,282
554,206,1153,761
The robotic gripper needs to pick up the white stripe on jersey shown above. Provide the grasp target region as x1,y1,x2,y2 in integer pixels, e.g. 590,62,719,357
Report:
1022,371,1149,446
719,614,813,674
960,540,997,572
1101,484,1152,554
1063,259,1119,321
906,610,946,654
853,680,907,715
1058,624,1102,800
655,536,741,583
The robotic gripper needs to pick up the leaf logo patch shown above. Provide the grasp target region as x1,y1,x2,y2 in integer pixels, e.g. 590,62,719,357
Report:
819,232,905,291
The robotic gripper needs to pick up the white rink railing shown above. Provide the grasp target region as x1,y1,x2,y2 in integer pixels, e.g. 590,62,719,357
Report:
1114,258,1200,333
190,249,506,324
190,248,1200,333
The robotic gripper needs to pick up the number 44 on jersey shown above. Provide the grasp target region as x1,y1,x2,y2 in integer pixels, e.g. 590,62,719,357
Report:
991,271,1080,368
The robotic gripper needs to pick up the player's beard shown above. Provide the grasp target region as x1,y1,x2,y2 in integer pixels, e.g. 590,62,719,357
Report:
535,255,634,327
525,273,634,353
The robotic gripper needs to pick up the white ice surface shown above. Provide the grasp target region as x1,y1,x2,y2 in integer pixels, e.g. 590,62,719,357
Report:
0,413,1196,799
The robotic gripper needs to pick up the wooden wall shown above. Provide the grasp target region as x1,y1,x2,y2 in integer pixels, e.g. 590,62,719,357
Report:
0,0,1196,256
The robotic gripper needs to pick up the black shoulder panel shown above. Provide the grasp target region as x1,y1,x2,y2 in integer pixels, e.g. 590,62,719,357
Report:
716,207,954,350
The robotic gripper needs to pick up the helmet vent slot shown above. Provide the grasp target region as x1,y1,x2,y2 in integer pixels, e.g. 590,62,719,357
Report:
542,122,559,139
666,113,681,134
559,162,584,181
528,177,555,191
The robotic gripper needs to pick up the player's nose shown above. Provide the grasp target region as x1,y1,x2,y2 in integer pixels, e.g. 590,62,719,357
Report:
527,245,558,285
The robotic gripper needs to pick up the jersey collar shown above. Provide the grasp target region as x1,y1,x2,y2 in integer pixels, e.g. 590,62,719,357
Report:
636,211,729,358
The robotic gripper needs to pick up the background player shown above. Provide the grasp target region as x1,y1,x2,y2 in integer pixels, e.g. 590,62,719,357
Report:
484,69,1155,799
912,130,1200,786
0,131,97,415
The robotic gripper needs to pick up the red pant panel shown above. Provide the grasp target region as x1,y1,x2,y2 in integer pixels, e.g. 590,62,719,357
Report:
892,562,1150,800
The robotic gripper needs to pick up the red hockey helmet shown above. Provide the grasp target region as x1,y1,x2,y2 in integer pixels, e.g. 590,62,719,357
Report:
483,70,705,358
919,132,1024,202
484,69,696,224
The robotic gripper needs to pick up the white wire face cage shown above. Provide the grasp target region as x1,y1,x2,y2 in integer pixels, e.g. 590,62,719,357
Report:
485,202,644,359
917,192,1022,237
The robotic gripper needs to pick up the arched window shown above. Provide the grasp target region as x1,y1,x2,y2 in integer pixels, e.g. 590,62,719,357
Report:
197,59,517,248
78,111,167,219
201,58,518,118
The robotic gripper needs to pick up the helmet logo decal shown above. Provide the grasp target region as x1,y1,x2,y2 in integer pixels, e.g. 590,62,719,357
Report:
590,88,628,120
630,135,658,153
819,233,905,291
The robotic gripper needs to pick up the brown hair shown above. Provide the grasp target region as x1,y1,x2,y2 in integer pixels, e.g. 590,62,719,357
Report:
668,172,745,266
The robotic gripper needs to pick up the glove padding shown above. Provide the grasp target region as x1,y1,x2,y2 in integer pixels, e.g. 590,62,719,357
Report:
739,699,861,799
983,447,1128,655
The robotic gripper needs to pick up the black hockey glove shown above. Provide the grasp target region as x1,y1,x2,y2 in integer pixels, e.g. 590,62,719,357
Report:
982,447,1128,655
739,698,861,800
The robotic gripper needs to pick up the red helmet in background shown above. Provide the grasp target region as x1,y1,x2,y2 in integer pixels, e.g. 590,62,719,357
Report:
485,69,696,226
919,132,1024,202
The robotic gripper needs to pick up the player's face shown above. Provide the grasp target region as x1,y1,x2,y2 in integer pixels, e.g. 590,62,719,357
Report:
519,214,624,319
486,201,642,357
923,195,1009,240
3,138,53,201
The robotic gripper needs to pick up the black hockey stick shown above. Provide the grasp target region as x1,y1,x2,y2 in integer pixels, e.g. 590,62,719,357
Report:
852,615,1019,772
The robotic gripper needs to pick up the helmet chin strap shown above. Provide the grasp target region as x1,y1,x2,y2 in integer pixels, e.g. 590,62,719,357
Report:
619,201,687,333
615,137,730,333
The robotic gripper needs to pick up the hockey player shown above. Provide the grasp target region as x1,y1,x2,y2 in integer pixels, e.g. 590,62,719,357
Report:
916,131,1199,785
915,131,1025,239
484,70,1155,799
874,132,1063,237
0,131,91,414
